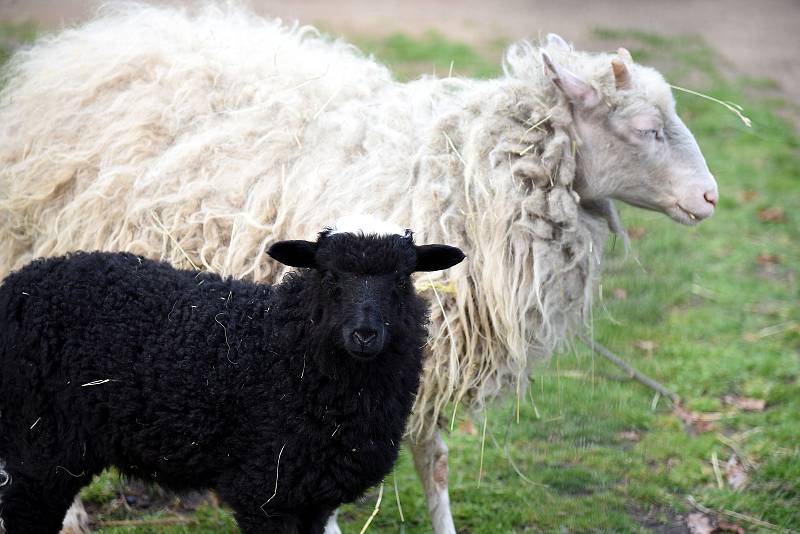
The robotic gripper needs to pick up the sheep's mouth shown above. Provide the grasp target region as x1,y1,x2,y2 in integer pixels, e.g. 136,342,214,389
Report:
669,204,706,226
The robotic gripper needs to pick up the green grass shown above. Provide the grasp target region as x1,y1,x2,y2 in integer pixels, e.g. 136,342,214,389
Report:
0,21,36,70
353,31,503,81
2,25,798,533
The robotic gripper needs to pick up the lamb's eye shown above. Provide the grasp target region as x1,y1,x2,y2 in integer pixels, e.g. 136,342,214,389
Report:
322,272,337,287
396,277,408,290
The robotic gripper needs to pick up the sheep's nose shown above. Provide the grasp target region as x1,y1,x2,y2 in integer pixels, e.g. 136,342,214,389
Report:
704,189,718,207
352,328,378,347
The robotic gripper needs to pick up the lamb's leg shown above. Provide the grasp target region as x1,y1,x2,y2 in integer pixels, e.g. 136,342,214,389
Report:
409,430,457,534
322,509,341,534
235,511,300,534
59,497,90,534
299,505,336,534
0,470,79,534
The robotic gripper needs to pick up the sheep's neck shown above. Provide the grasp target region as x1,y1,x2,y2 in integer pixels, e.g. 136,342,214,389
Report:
569,114,619,202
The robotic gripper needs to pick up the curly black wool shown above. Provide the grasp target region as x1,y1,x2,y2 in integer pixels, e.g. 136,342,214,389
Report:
0,231,463,533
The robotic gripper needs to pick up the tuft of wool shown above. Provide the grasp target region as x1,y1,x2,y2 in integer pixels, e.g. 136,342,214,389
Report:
0,3,614,439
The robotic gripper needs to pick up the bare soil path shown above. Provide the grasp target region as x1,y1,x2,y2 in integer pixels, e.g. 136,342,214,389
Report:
2,0,799,109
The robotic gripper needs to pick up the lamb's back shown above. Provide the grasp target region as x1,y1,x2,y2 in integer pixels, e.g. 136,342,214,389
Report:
0,252,276,482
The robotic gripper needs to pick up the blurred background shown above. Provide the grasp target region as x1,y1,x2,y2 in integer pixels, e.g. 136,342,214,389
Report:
1,1,798,532
2,0,800,113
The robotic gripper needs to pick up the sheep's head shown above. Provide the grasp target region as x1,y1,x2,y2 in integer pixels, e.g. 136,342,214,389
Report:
268,215,465,362
539,34,718,225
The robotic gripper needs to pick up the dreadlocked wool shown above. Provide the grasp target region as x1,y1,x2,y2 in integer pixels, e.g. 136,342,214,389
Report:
0,3,619,439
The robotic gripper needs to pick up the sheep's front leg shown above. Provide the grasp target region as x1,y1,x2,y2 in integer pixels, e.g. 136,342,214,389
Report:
59,497,90,534
409,430,456,534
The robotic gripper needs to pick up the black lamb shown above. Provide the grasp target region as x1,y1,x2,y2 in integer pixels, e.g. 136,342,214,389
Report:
0,217,465,533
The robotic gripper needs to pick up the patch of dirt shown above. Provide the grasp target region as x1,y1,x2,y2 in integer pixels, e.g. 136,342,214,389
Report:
1,0,798,121
83,479,219,524
630,505,690,534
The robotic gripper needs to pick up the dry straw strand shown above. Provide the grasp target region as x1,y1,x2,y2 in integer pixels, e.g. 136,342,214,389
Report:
359,483,384,534
670,84,752,127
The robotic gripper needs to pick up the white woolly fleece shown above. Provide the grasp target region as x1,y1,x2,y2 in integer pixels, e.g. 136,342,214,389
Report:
328,214,406,237
0,3,660,438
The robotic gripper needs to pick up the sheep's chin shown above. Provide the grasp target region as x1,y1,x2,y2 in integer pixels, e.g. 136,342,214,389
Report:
666,204,709,226
346,349,380,362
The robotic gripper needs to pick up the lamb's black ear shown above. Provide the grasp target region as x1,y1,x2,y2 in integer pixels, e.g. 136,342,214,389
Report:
268,240,318,268
414,244,465,272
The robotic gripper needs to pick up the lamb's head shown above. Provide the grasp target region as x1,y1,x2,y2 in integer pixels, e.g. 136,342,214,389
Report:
268,215,465,361
536,34,718,225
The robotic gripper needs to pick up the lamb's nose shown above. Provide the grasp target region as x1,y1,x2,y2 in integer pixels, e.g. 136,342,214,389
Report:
704,190,718,207
352,329,378,346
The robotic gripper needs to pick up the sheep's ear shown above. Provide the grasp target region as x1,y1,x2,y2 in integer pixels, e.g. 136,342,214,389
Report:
268,240,317,268
541,50,600,108
414,244,465,272
546,33,570,51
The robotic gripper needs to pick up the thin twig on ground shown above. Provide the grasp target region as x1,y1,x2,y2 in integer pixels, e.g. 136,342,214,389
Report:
687,496,796,533
579,335,681,405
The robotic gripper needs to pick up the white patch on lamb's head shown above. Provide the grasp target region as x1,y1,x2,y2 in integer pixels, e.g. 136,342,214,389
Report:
327,214,406,237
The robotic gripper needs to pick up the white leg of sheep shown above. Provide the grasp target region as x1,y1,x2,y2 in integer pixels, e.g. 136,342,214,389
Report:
60,497,91,534
410,430,457,534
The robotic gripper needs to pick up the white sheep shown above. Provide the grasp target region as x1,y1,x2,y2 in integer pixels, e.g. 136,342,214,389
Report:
0,5,718,533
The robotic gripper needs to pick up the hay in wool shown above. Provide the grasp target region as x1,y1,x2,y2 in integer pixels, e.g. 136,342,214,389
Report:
0,3,624,439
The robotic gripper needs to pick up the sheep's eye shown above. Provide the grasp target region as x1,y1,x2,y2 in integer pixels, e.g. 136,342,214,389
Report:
322,272,337,287
637,128,662,141
396,277,408,290
630,113,663,141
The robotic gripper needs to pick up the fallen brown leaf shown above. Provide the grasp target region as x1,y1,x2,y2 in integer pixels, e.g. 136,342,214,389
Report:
612,287,628,300
627,226,647,239
723,395,766,412
717,521,745,534
725,454,748,491
633,339,658,353
757,206,785,222
687,512,715,534
619,430,640,442
674,406,721,434
686,511,746,534
738,189,760,203
756,253,780,266
457,419,477,436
